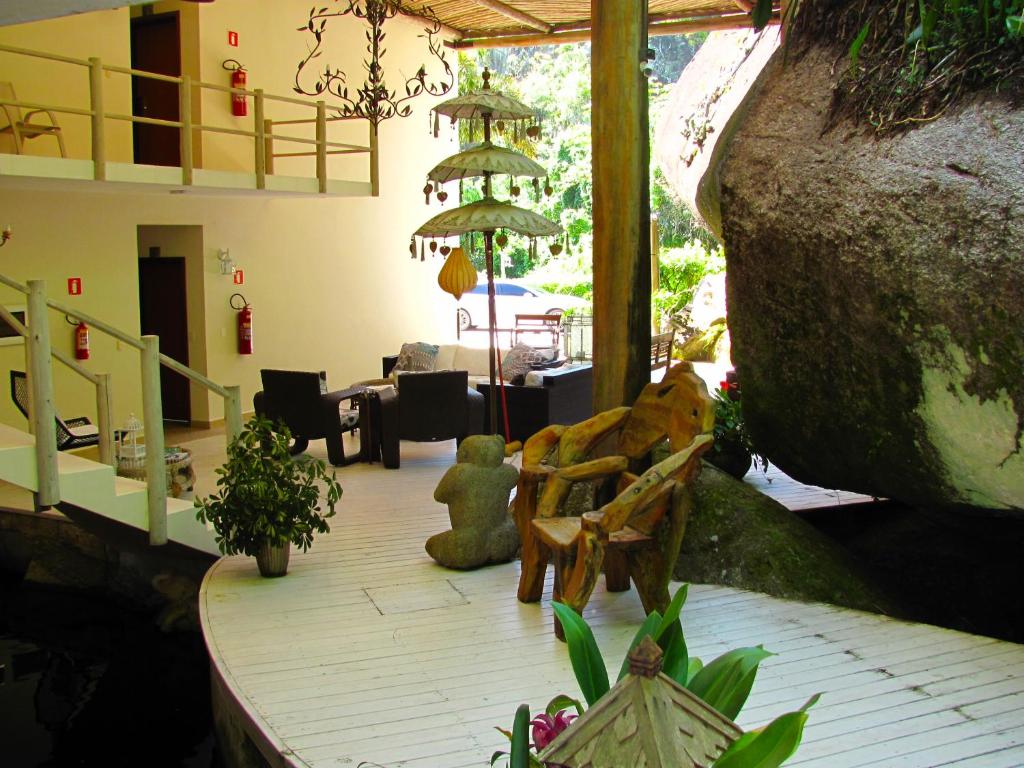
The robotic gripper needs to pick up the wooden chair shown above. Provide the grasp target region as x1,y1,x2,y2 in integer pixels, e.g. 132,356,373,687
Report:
651,330,675,372
0,82,67,157
10,370,99,451
514,313,562,346
513,362,714,637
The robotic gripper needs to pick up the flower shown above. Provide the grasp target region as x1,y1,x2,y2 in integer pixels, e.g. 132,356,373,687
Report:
530,710,577,750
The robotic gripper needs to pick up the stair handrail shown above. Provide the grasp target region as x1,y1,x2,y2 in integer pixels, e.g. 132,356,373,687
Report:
0,301,115,466
0,272,243,545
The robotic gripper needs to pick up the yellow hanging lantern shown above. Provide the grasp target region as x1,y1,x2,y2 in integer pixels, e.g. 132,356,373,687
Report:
437,247,477,300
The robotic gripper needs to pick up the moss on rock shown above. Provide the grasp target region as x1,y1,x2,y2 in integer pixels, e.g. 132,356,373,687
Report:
675,463,900,615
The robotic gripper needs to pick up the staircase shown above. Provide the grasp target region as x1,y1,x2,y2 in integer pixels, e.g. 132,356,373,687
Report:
0,421,219,555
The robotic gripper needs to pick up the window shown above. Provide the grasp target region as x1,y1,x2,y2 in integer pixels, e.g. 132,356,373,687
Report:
500,284,528,296
468,284,488,294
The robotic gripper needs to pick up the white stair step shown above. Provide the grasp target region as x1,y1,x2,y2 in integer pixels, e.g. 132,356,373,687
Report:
55,451,117,508
167,497,219,555
0,423,219,555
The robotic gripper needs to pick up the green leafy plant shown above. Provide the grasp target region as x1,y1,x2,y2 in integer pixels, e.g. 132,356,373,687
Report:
545,585,818,768
712,388,770,475
194,415,341,556
790,0,1024,134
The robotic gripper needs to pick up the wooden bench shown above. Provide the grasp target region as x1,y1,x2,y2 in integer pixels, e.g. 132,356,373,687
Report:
514,313,562,346
650,330,675,371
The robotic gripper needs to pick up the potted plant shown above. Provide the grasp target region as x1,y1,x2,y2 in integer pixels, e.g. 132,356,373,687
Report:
707,386,769,479
195,415,342,577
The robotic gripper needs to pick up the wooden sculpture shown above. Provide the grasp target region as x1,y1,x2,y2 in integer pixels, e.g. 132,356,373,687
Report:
513,363,715,637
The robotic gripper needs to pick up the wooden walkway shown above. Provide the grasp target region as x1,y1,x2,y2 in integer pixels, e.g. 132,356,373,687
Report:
198,439,1024,768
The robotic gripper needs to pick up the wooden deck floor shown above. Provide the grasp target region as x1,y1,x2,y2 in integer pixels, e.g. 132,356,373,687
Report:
198,439,1024,768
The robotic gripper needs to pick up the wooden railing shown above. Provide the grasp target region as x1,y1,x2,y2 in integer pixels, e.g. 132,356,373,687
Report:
0,43,379,195
0,272,242,546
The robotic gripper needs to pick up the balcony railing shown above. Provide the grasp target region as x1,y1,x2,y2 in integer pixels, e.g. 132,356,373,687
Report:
0,42,378,195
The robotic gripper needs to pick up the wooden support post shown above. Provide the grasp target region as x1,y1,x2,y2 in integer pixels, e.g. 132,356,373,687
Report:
369,124,380,197
263,119,275,176
224,385,243,444
254,89,266,190
27,281,59,508
96,372,115,466
651,215,660,332
140,336,167,546
591,0,651,411
179,74,193,185
316,100,328,194
89,58,106,181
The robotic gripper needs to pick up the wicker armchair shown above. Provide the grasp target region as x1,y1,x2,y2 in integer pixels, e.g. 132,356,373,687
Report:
375,371,485,469
10,370,99,451
253,369,363,467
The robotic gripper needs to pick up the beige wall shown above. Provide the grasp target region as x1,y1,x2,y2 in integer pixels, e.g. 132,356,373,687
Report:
0,9,133,161
0,2,460,434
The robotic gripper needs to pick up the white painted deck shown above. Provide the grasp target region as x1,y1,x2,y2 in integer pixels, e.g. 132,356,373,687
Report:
199,439,1024,768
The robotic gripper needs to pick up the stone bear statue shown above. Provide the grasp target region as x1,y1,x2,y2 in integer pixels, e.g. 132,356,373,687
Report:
427,434,520,569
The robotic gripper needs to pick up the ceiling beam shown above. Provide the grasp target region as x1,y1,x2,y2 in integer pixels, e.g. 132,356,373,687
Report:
471,0,552,33
448,12,778,49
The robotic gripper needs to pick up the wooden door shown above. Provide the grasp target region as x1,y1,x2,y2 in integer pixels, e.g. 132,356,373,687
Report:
138,258,191,423
131,13,181,167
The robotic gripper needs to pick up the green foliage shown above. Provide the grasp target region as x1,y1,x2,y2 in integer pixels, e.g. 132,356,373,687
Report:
543,586,816,767
713,388,770,473
550,602,610,706
653,239,725,327
793,0,1024,133
194,415,341,556
687,646,774,720
714,695,821,768
457,38,716,288
559,586,768,716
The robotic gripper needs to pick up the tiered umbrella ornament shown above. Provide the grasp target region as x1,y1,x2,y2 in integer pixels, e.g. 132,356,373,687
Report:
414,69,562,437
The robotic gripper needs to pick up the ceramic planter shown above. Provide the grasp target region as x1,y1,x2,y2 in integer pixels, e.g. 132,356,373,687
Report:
707,443,752,479
255,541,290,577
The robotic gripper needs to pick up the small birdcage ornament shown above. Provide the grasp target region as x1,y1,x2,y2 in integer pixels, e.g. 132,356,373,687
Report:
117,413,146,469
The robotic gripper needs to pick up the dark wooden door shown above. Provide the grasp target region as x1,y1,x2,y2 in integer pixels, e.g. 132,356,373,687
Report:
138,258,190,423
131,13,181,167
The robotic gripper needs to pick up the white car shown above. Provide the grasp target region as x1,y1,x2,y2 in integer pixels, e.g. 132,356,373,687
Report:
457,279,590,330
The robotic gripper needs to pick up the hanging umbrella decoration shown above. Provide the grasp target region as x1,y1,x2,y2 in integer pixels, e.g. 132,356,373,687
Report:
414,69,562,440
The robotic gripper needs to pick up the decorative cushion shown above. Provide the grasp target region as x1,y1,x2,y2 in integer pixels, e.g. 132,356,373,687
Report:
395,342,439,373
434,344,459,371
502,343,536,384
451,345,494,376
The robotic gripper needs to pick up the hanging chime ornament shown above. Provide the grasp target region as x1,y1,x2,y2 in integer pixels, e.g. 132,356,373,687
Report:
413,66,561,440
293,1,453,133
437,247,477,300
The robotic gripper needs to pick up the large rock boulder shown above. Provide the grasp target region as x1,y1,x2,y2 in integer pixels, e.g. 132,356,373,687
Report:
714,47,1024,513
676,464,898,614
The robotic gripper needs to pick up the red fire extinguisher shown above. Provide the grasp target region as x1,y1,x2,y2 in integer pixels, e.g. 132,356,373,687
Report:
231,293,252,355
224,59,247,117
75,321,90,361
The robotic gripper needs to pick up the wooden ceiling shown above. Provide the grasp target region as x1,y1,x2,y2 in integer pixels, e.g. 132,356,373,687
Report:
401,1,771,48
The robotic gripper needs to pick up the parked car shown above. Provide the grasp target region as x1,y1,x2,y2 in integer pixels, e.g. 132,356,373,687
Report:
457,279,590,330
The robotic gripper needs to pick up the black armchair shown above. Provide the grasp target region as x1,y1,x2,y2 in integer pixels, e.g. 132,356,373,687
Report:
376,371,485,469
253,369,363,467
10,370,99,451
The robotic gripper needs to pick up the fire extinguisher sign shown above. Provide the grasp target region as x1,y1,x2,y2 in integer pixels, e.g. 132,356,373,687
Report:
228,31,239,47
67,277,82,295
233,269,244,285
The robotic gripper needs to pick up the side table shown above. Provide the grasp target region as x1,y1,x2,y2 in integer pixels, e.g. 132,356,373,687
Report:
116,447,196,499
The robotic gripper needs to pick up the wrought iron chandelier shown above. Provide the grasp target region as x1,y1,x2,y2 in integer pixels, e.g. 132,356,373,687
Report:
294,0,454,132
